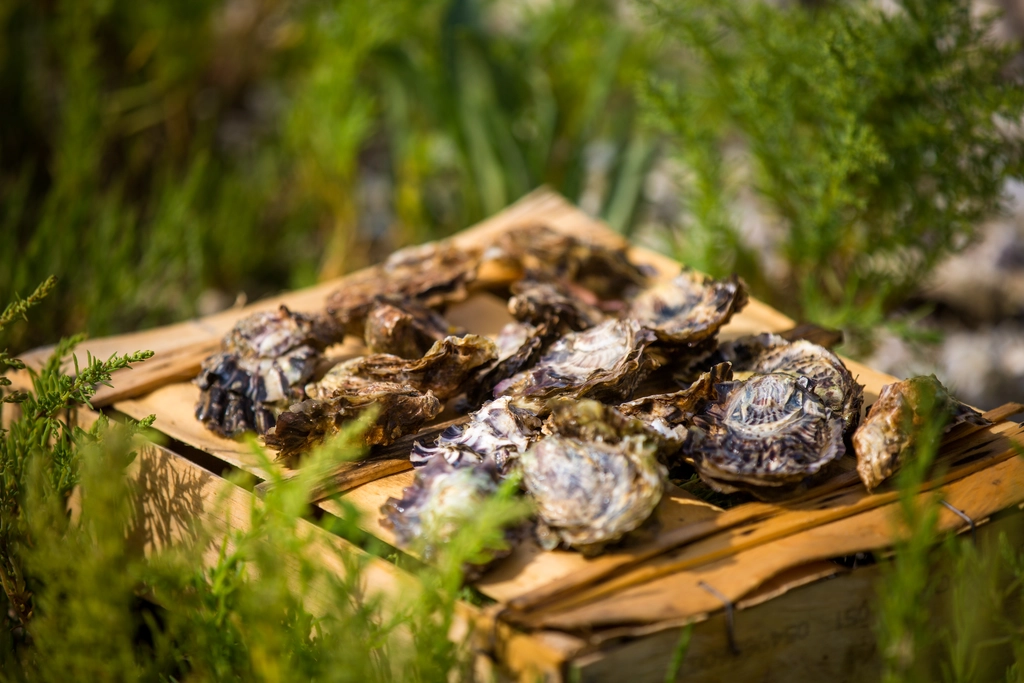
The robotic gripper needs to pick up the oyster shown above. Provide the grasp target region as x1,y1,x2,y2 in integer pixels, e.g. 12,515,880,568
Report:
464,322,548,408
618,362,732,447
508,276,605,332
411,396,543,474
326,240,480,336
195,306,341,437
687,373,845,497
718,333,863,432
521,399,666,554
853,375,990,492
264,378,442,458
495,319,659,402
316,334,497,401
363,296,455,359
380,456,520,579
629,270,748,345
487,224,652,300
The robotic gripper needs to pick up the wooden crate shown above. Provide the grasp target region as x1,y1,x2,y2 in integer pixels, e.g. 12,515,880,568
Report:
15,189,1024,682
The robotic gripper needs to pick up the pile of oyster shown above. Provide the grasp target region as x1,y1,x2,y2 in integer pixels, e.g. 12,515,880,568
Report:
194,224,986,567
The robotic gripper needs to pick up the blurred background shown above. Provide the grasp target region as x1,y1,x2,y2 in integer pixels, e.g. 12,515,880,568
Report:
3,0,1024,409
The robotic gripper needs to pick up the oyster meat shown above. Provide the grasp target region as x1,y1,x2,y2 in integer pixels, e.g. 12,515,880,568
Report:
629,270,748,345
318,334,497,401
411,396,543,473
495,319,659,402
195,306,341,437
853,375,990,492
363,296,455,359
717,333,864,432
380,456,519,579
521,399,666,554
618,362,732,447
687,373,845,497
487,224,652,300
326,240,481,336
264,377,442,458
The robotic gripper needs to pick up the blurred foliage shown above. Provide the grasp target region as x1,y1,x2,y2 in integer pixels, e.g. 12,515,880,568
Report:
0,0,658,350
0,284,530,681
643,0,1024,340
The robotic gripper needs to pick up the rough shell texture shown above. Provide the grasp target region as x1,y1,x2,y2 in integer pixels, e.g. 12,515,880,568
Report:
314,334,497,401
264,378,442,458
195,306,339,437
463,322,549,408
853,375,990,492
486,224,652,300
495,319,659,402
718,333,864,432
411,396,543,474
629,270,748,344
363,296,455,359
618,362,732,447
508,277,605,332
521,400,666,553
688,373,845,497
326,240,480,335
380,456,515,578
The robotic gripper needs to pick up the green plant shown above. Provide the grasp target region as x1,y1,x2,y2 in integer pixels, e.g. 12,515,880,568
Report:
644,0,1024,339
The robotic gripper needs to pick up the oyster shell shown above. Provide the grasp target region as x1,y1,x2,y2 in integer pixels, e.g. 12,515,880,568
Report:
495,319,659,402
508,276,605,332
363,296,455,359
618,362,732,446
380,455,519,579
853,375,990,492
410,396,543,473
315,334,497,401
718,333,863,432
629,270,748,345
521,399,666,554
326,240,480,336
264,378,442,458
464,322,548,408
194,306,341,437
688,373,845,497
487,224,652,299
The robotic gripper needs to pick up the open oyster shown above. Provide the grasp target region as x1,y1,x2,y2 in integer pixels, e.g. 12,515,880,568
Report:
264,378,442,458
629,270,748,345
717,333,864,432
618,362,732,447
380,456,520,579
326,240,481,336
853,375,990,492
363,296,455,359
687,373,845,497
411,396,543,474
487,224,652,300
195,306,341,437
495,319,659,402
316,334,497,401
521,399,666,554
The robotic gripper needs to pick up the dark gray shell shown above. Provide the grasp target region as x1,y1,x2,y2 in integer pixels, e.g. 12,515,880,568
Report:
521,400,666,554
363,296,456,359
495,319,659,402
853,375,990,491
326,240,481,336
195,306,341,437
410,396,543,474
315,334,497,401
718,333,863,432
508,277,605,332
688,373,845,497
629,270,747,344
264,378,442,458
381,456,517,578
